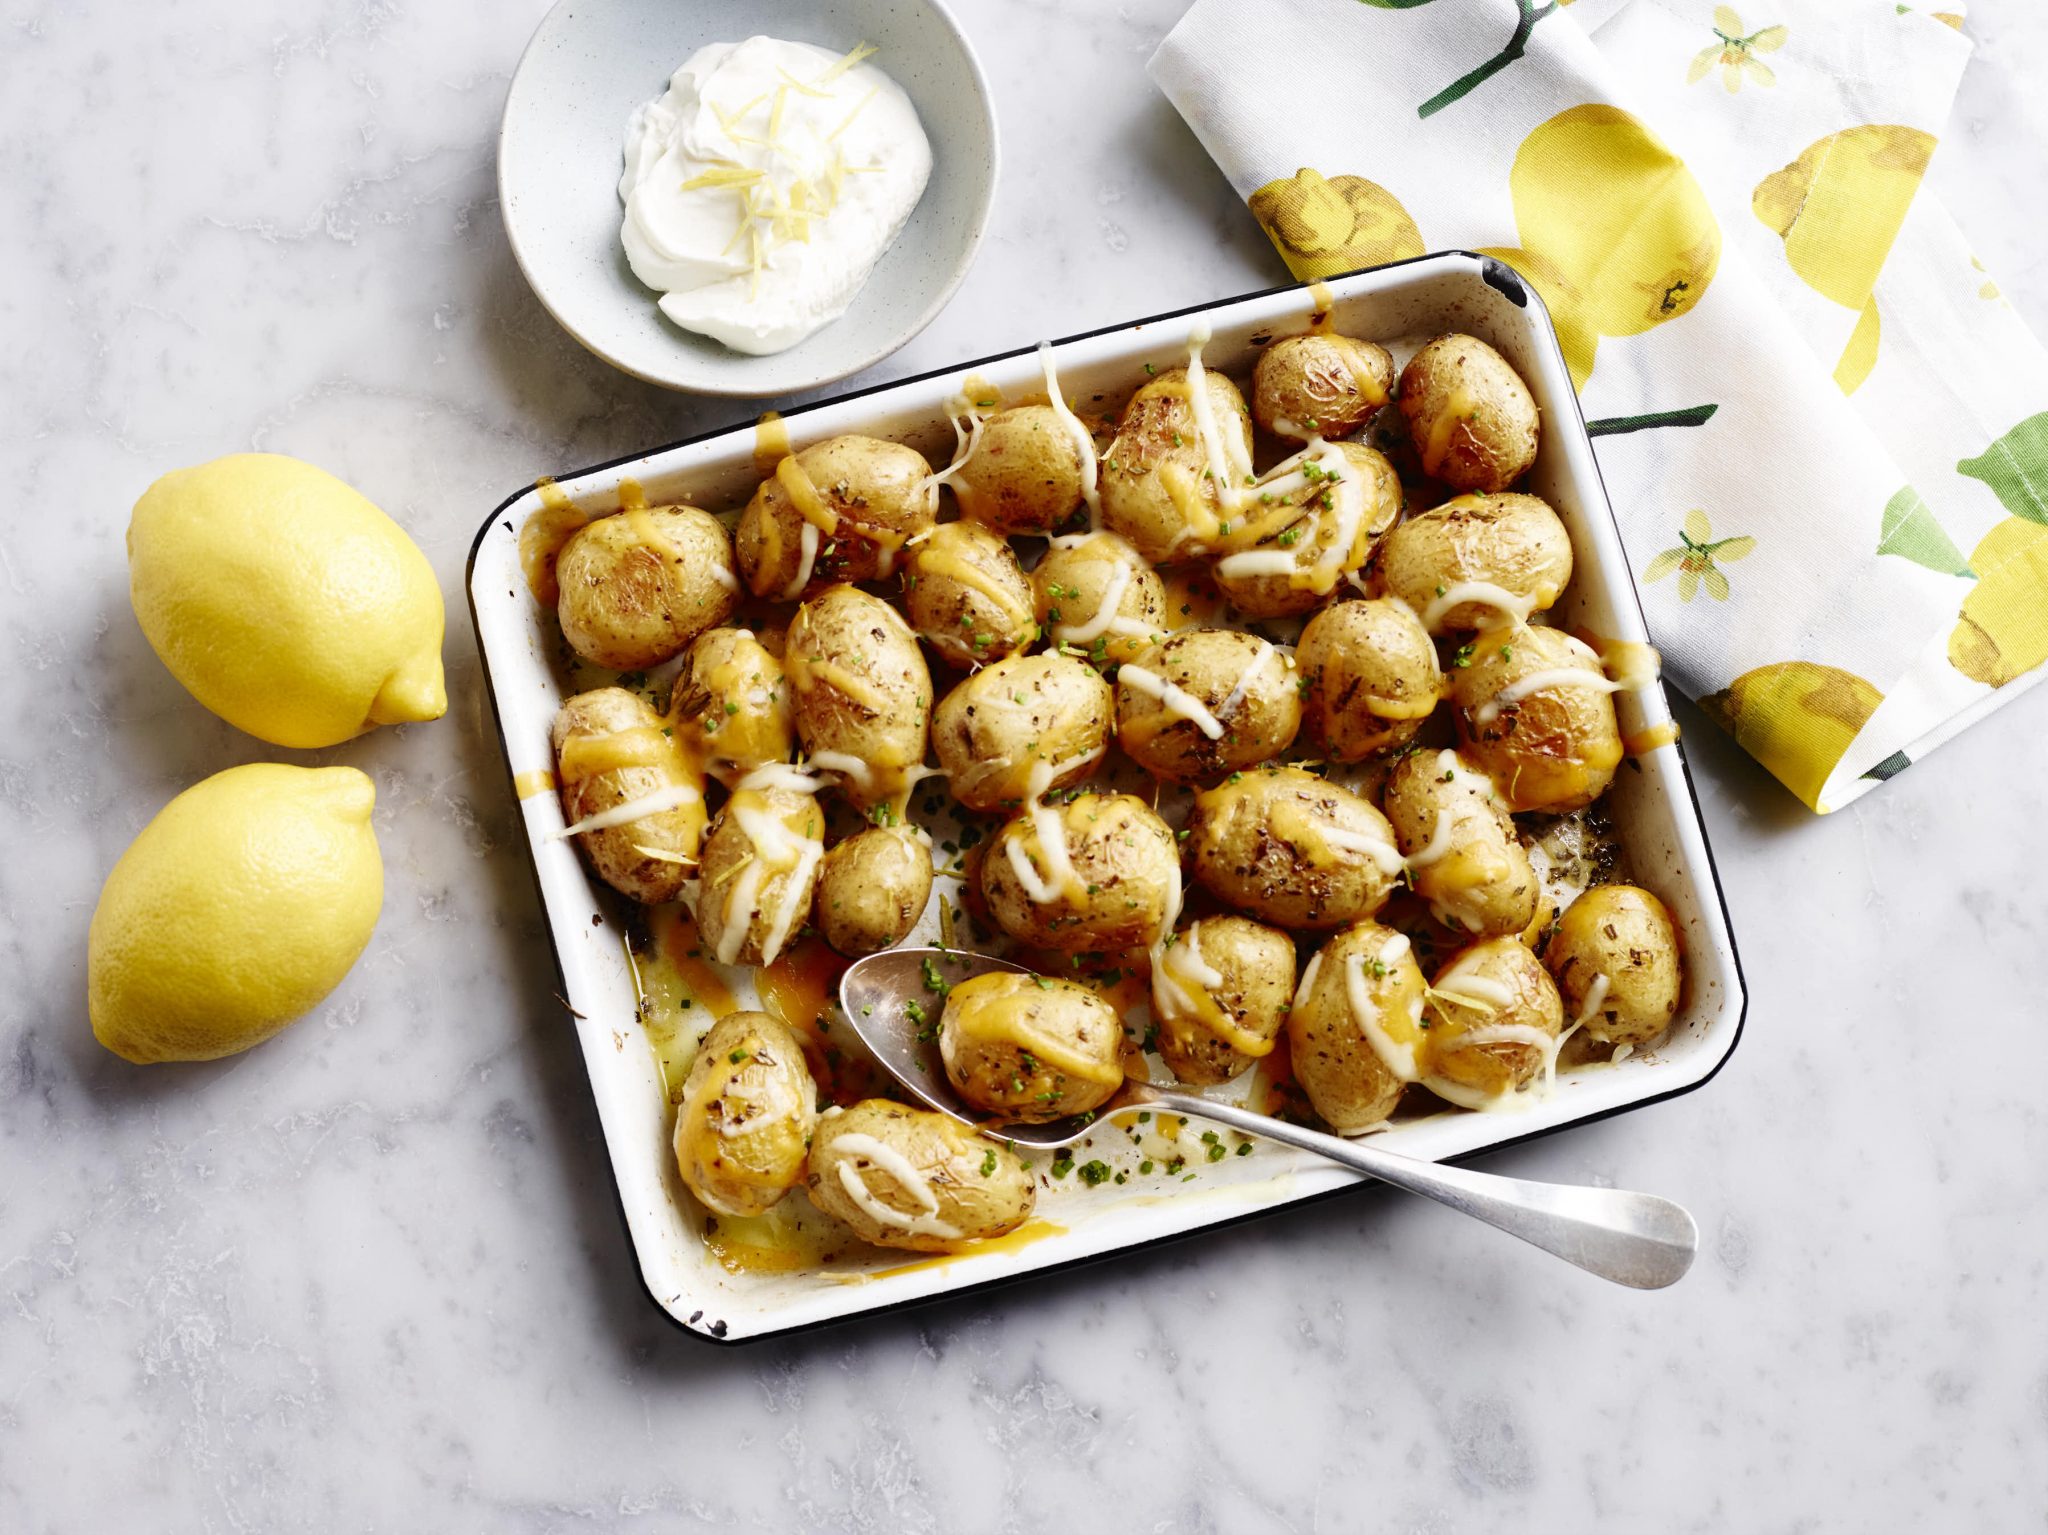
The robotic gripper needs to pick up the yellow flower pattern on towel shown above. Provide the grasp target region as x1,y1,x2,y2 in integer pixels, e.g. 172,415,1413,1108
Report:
1688,7,1787,93
1644,509,1756,602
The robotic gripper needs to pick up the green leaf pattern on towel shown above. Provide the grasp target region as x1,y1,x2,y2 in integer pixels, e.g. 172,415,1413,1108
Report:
1876,486,1974,577
1957,411,2048,526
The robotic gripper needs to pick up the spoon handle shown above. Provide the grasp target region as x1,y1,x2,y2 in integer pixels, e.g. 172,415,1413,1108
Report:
1148,1091,1697,1290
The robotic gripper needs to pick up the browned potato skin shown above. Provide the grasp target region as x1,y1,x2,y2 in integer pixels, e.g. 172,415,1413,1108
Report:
1211,444,1403,618
805,1100,1036,1252
1151,915,1295,1086
1426,938,1563,1104
1383,748,1538,939
555,505,739,669
1100,368,1256,564
551,687,705,905
1114,630,1302,785
1451,625,1622,813
952,405,1087,535
1542,884,1682,1046
903,520,1036,669
1295,599,1443,761
736,436,936,599
671,627,794,787
1032,531,1169,668
1396,334,1539,493
1252,333,1394,441
1378,492,1573,634
784,585,933,809
673,1012,817,1218
693,786,825,967
1187,766,1400,930
932,652,1112,813
815,827,933,957
981,792,1180,952
938,972,1126,1121
1286,920,1428,1133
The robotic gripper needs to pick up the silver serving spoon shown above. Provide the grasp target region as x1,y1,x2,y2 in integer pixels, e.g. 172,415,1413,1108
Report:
839,947,1697,1290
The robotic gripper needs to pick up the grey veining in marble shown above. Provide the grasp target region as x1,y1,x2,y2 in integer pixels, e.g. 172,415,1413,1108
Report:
4,0,2048,1529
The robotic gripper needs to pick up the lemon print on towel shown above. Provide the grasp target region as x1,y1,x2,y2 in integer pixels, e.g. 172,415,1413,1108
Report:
1753,125,1936,396
1248,168,1425,281
1482,105,1720,389
1946,412,2048,688
1703,662,1883,810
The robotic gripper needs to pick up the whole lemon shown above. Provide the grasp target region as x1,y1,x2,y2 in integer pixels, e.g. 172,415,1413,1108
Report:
129,453,446,749
88,763,384,1064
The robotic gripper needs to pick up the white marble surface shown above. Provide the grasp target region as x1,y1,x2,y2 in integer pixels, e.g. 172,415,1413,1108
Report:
5,0,2048,1528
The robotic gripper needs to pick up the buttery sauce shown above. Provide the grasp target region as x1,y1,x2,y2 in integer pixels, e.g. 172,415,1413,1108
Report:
1623,720,1681,756
862,1218,1070,1279
517,478,592,605
513,768,557,800
753,410,791,476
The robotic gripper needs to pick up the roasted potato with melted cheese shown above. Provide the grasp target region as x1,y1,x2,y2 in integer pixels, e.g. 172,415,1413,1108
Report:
938,971,1127,1122
1285,920,1429,1133
673,1012,817,1218
932,651,1112,813
1252,332,1395,442
693,779,825,968
903,519,1036,669
551,687,706,905
1033,530,1169,668
1114,630,1301,785
1383,747,1537,939
951,404,1090,535
1542,884,1682,1047
785,584,934,809
814,827,933,957
1099,366,1256,564
1396,333,1539,493
555,505,739,670
736,436,936,600
671,627,793,787
1450,624,1622,813
1423,938,1564,1109
806,1100,1036,1252
981,791,1180,953
1378,493,1573,635
1295,599,1443,761
1186,766,1400,930
1211,443,1402,618
1150,915,1295,1086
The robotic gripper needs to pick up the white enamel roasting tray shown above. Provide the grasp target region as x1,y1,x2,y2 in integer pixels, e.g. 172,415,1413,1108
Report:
467,253,1748,1343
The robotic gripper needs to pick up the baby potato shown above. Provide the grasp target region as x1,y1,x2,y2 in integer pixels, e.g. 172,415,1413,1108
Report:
1450,625,1623,813
1212,444,1403,618
1378,492,1573,634
1286,921,1429,1133
1150,915,1295,1086
806,1099,1036,1252
1396,333,1540,493
1251,332,1395,441
785,585,934,809
1115,630,1302,784
938,971,1127,1122
736,435,936,600
670,627,794,786
551,686,706,905
903,520,1036,669
1033,530,1169,668
951,404,1089,535
1383,747,1538,938
1423,938,1564,1108
1099,366,1257,564
1542,883,1683,1047
981,792,1180,953
1187,765,1401,929
693,782,825,968
932,652,1112,813
1295,599,1443,761
673,1012,818,1218
814,826,933,957
556,504,739,670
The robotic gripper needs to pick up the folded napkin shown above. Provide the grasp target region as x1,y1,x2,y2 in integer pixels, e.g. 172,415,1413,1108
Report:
1153,0,2048,811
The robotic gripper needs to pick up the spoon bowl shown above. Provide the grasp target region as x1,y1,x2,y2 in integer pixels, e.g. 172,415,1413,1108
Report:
838,946,1700,1289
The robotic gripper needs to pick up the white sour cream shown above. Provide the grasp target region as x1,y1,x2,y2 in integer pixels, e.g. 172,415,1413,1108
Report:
618,36,932,355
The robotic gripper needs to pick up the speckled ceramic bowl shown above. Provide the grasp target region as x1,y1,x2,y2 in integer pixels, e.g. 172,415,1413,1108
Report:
498,0,997,397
